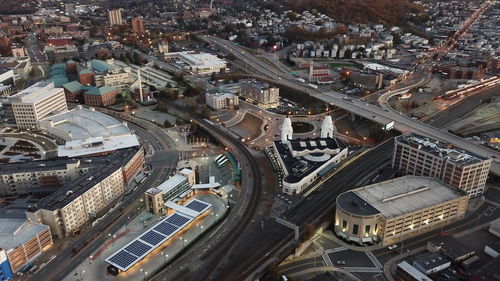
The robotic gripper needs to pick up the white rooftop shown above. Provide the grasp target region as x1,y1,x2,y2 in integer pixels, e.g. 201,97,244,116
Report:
9,81,62,104
40,106,140,157
157,174,187,194
354,176,464,219
179,52,226,68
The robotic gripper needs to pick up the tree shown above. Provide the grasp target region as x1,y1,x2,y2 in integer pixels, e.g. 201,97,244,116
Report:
163,120,172,127
201,106,212,119
210,72,217,82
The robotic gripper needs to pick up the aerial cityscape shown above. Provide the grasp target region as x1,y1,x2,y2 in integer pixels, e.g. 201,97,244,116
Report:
0,0,498,281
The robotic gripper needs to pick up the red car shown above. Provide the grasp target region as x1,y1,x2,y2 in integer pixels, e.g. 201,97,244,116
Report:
439,232,448,237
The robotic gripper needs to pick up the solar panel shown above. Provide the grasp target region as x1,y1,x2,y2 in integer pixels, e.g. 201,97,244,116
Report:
108,250,137,269
166,213,190,227
154,221,179,236
125,240,152,257
186,200,209,212
140,230,166,246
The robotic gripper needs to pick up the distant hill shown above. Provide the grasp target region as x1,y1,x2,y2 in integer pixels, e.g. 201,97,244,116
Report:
0,0,37,15
283,0,425,25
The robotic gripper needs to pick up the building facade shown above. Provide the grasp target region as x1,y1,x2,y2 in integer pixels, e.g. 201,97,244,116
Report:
83,86,118,107
334,176,469,246
8,81,68,129
108,9,123,26
131,17,145,34
392,134,491,197
205,91,239,110
0,219,53,273
26,147,144,238
240,79,279,108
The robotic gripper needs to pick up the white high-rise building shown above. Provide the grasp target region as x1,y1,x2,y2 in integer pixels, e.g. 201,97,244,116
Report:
108,9,123,26
8,81,67,129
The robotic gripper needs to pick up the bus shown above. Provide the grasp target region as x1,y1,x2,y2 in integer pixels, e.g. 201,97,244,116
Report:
217,158,229,168
214,154,224,164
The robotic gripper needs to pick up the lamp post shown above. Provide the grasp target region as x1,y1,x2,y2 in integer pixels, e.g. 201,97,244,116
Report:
79,270,85,281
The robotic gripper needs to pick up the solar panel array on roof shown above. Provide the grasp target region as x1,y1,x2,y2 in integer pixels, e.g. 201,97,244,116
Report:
166,213,190,227
125,241,151,257
154,221,178,236
108,251,137,269
105,199,212,272
185,200,210,213
140,230,166,246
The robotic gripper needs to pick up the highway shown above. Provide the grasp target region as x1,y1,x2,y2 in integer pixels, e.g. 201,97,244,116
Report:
200,30,500,176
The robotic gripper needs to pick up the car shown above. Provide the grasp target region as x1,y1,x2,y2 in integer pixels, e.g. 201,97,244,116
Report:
388,244,398,250
336,260,346,265
439,232,448,237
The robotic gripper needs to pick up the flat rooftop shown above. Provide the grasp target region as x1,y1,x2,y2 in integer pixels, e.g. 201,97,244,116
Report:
8,81,62,104
338,176,465,218
156,174,187,194
30,146,140,211
274,137,346,184
0,219,49,250
396,133,489,166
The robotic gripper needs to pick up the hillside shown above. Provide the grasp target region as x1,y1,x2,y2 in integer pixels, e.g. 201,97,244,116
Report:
283,0,425,25
0,0,38,15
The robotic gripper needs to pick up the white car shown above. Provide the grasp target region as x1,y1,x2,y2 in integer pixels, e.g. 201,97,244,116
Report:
388,244,398,250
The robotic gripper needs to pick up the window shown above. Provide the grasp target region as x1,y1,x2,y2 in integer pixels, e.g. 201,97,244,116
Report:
353,224,359,235
342,220,347,229
365,225,370,235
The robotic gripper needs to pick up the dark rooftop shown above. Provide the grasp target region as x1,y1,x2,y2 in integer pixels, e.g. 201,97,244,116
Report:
336,191,380,216
28,146,140,211
429,236,475,260
413,252,451,271
396,133,489,166
274,137,346,184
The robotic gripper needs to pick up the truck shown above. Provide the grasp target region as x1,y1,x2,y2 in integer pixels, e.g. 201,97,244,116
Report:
308,83,318,89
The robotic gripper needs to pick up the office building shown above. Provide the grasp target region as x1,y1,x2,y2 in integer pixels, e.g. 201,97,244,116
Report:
145,169,195,215
205,91,239,110
131,17,145,34
26,147,144,238
83,85,119,107
108,9,123,26
7,81,68,129
44,45,79,62
393,133,492,196
334,176,469,246
274,117,348,195
240,79,279,108
0,219,53,273
345,68,384,90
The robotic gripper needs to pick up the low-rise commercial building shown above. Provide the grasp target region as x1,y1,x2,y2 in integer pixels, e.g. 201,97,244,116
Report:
7,81,68,129
334,176,469,246
309,64,333,84
393,133,491,197
396,261,433,281
178,52,227,75
413,252,451,275
240,79,279,108
0,218,53,273
145,169,195,215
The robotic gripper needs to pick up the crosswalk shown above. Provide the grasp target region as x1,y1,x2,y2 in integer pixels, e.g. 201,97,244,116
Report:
344,267,383,273
324,247,347,254
366,251,383,269
321,252,334,267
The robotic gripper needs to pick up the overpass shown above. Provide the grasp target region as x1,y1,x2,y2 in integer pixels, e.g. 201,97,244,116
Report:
200,28,500,175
